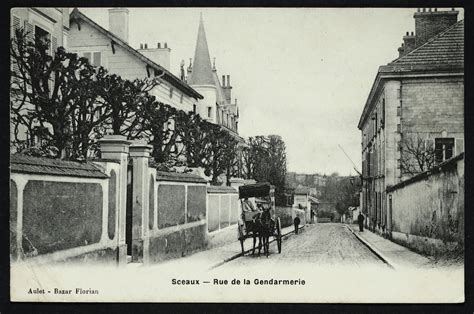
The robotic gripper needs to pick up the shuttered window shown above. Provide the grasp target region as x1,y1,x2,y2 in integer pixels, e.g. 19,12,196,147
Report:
12,15,21,34
11,16,22,74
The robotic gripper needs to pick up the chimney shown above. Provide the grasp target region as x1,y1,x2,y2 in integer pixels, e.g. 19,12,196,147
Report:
397,43,405,57
180,59,185,81
399,31,416,56
414,8,458,47
109,8,129,43
222,75,232,103
137,42,171,70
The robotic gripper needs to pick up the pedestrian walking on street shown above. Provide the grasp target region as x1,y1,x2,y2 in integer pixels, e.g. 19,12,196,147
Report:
294,216,301,234
357,212,364,232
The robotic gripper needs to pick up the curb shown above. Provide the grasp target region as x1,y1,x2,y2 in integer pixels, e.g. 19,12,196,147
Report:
345,224,395,270
208,225,306,270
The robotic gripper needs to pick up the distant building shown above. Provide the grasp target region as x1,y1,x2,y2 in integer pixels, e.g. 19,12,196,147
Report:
286,172,327,197
186,15,239,135
357,8,464,234
68,8,203,113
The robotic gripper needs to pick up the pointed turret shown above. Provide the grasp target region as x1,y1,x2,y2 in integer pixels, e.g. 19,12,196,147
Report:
187,14,215,86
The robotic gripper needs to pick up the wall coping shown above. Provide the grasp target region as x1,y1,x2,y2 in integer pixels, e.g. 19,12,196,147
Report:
10,154,109,179
207,185,238,194
155,171,207,184
386,152,464,193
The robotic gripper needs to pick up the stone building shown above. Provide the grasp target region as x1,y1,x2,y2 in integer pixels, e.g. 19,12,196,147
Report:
357,8,464,234
186,15,239,135
68,8,203,113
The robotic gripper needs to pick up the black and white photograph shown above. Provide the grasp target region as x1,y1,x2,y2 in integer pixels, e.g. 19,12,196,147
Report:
9,7,465,303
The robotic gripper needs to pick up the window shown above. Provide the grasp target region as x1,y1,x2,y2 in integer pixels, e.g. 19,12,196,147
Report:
435,138,454,163
169,88,174,99
11,15,21,34
180,93,183,104
83,52,101,67
193,104,196,114
207,107,212,118
397,124,401,133
35,25,51,54
397,106,401,117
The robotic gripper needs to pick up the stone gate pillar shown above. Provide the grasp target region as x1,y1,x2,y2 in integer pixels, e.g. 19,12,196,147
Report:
99,135,131,266
129,141,152,263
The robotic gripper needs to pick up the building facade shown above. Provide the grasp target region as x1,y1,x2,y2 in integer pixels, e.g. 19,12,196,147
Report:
68,8,203,113
358,8,464,234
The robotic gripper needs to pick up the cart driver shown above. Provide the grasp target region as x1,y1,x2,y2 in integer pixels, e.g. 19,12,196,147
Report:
242,198,255,212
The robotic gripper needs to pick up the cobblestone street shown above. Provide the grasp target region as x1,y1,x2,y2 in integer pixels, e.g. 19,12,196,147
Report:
213,223,386,271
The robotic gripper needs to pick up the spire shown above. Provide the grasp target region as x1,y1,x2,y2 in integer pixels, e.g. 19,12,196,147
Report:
187,14,215,86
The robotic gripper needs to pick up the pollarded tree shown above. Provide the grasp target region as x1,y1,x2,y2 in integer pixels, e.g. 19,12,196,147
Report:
202,125,239,185
140,100,182,167
95,70,161,139
244,135,288,204
10,28,104,159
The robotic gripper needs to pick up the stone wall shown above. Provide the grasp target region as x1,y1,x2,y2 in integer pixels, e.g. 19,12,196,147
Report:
10,157,127,265
388,153,464,256
143,171,208,263
207,186,239,233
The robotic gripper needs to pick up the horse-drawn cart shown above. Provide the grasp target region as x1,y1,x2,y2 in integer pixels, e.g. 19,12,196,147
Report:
237,183,282,256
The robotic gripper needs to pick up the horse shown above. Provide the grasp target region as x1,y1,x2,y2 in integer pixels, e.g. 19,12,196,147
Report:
248,212,264,256
258,207,274,257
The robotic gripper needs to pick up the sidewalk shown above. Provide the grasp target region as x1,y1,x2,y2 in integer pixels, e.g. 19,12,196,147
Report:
155,224,302,271
346,224,432,269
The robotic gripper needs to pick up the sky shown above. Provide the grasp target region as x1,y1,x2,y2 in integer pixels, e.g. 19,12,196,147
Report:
79,7,463,176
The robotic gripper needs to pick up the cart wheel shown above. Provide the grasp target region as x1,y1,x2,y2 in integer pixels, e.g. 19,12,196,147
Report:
276,217,282,253
238,224,245,254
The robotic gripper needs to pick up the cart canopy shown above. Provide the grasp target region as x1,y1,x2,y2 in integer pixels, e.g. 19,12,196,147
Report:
238,182,274,199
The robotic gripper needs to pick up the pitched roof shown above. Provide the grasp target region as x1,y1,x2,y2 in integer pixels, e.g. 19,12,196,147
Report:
358,19,464,129
388,20,464,70
187,15,215,86
69,8,203,100
10,154,109,179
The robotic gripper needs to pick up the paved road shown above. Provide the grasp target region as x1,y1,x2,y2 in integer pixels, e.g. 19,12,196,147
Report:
213,223,386,270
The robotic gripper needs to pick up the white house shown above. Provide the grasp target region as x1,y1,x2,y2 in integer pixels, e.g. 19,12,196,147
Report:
68,8,203,113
